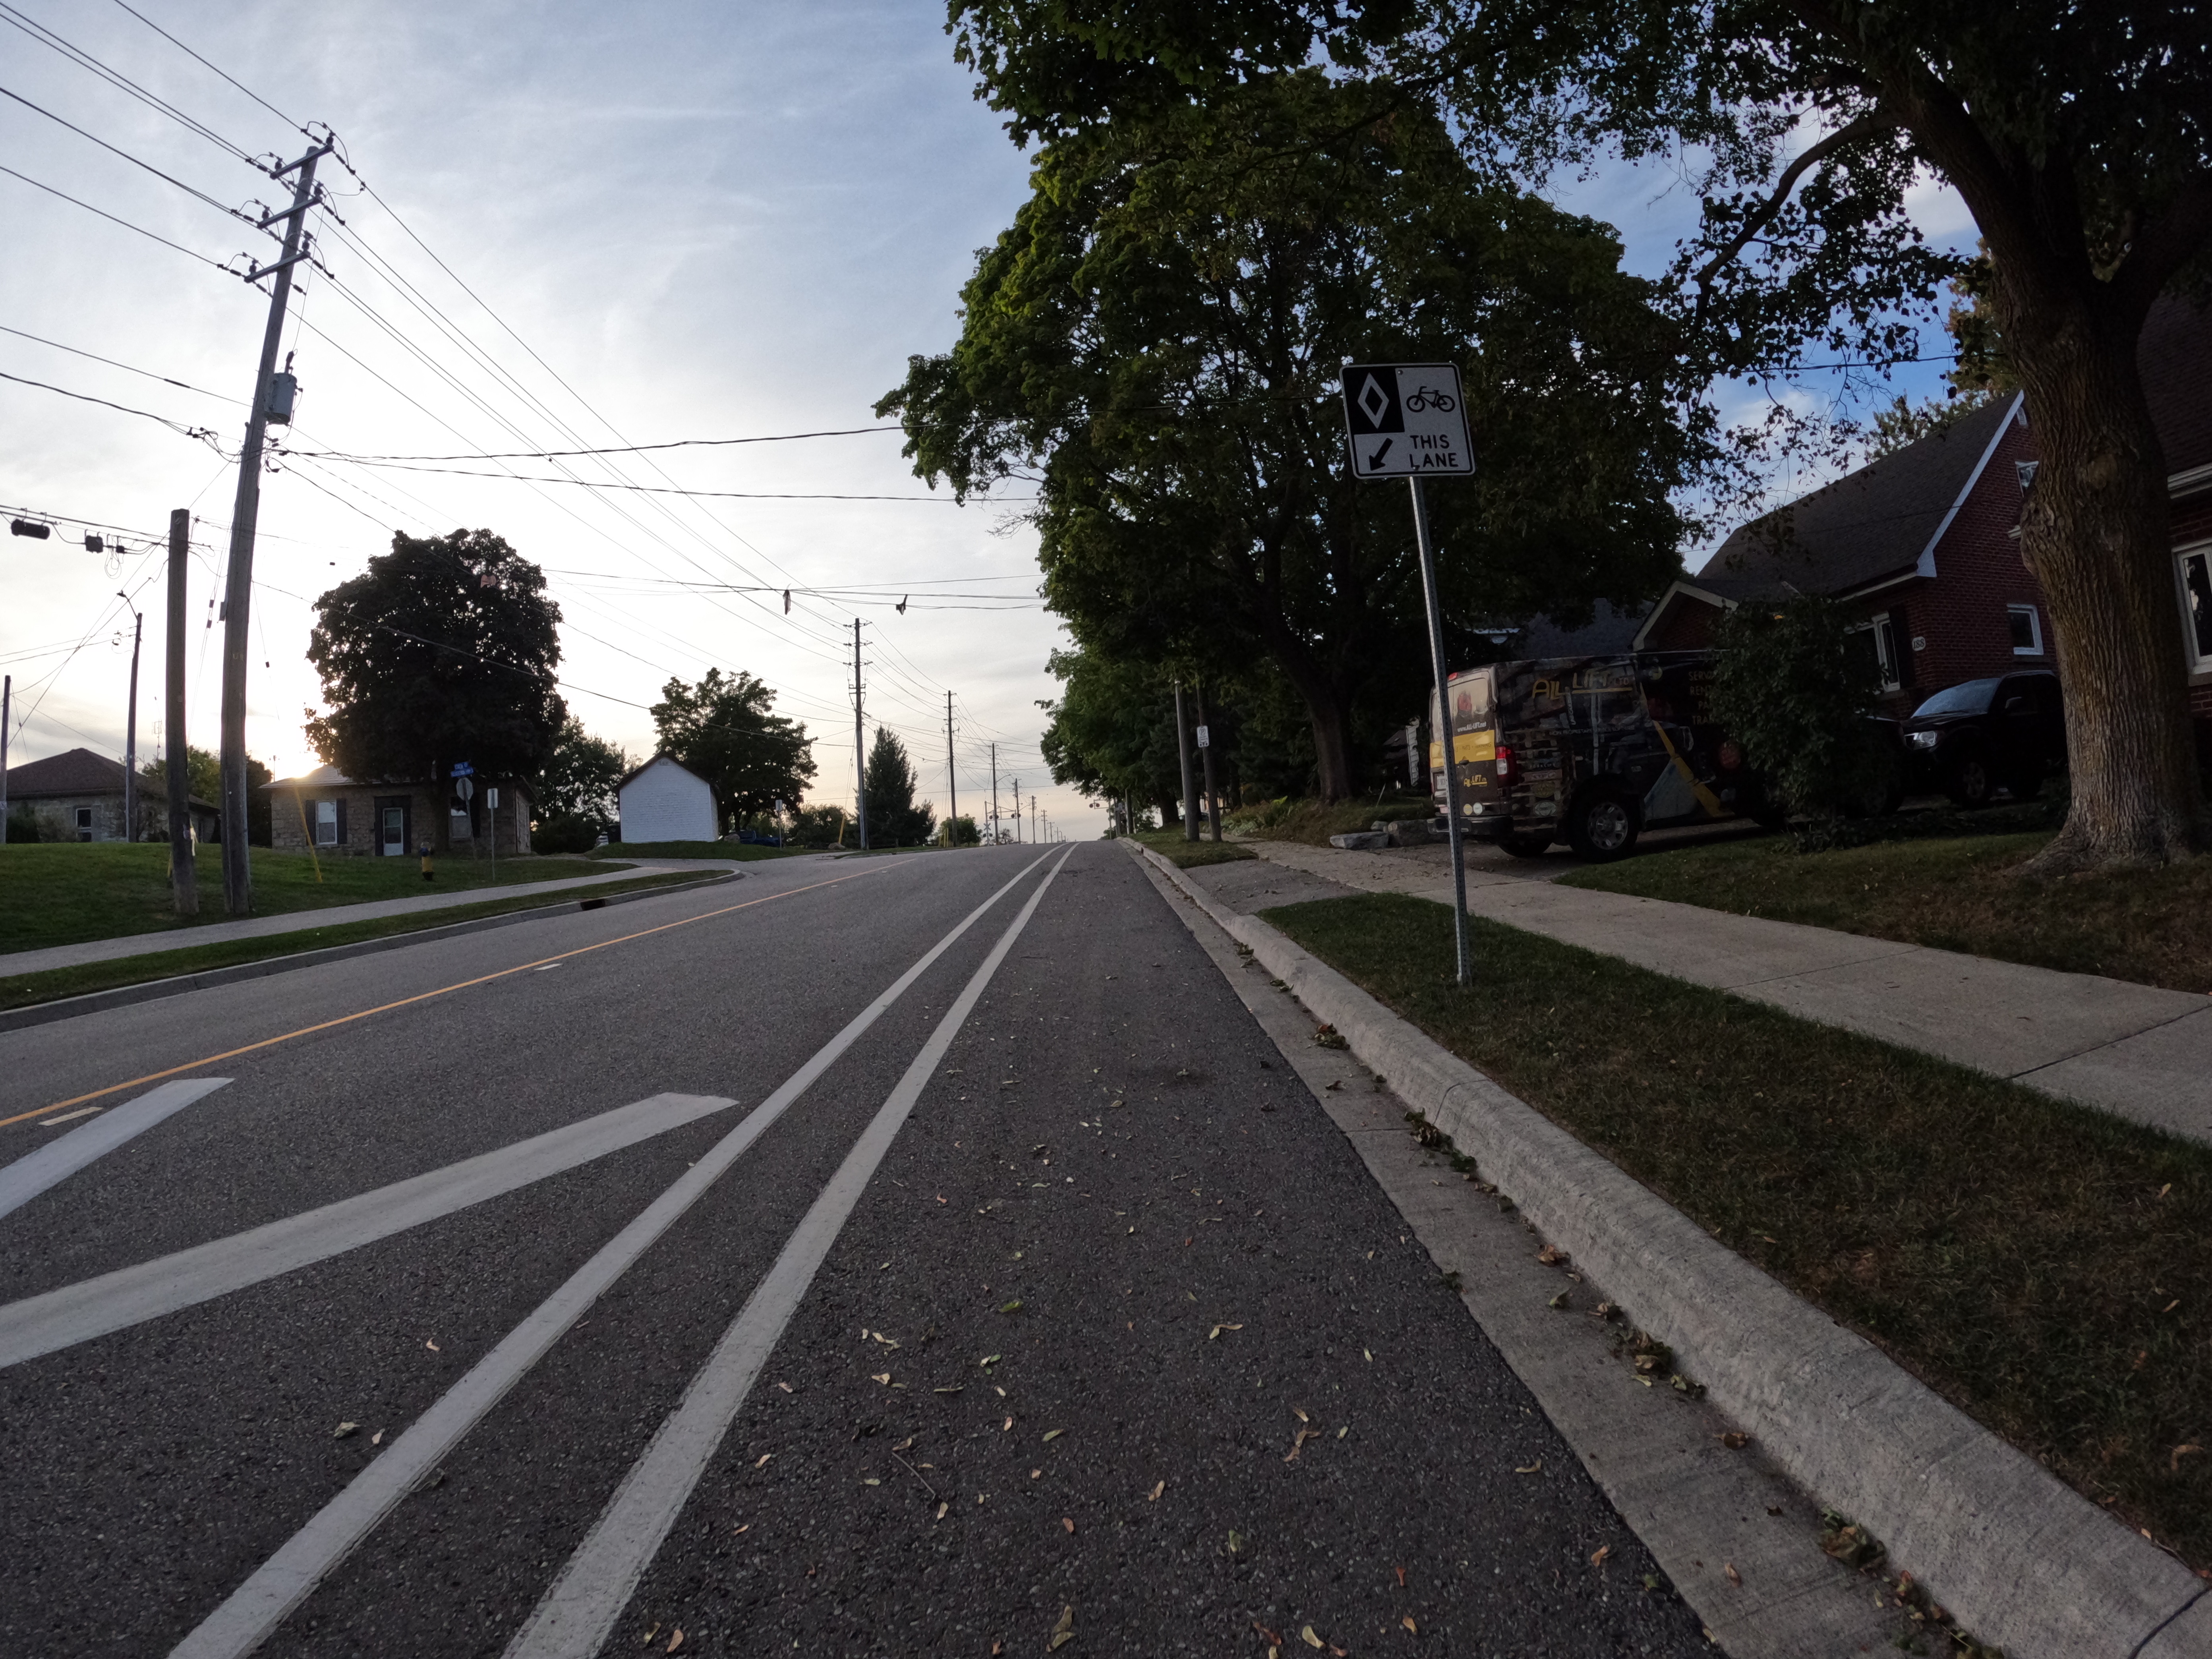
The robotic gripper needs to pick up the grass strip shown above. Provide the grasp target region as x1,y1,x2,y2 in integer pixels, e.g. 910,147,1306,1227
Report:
1131,830,1255,868
1559,823,2212,994
1263,890,2212,1567
0,871,706,1013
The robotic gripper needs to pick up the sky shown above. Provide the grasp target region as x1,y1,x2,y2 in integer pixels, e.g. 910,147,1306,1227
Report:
1,3,1976,836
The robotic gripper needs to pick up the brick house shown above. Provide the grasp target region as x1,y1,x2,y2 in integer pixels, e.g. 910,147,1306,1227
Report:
263,764,534,857
4,747,220,843
1633,298,2212,750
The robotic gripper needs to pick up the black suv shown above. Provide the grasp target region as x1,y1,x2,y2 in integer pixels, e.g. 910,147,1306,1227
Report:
1901,670,2065,806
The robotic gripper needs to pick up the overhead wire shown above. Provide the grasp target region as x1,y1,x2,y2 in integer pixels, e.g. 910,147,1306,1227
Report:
0,323,244,403
4,0,268,168
0,81,275,234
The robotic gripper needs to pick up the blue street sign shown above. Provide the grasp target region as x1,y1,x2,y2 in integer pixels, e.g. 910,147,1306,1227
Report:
451,761,474,777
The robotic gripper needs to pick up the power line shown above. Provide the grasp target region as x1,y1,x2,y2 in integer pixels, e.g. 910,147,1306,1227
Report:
0,161,241,273
0,81,273,232
0,322,244,402
0,367,216,439
108,0,302,133
307,427,905,462
273,452,988,501
0,0,265,168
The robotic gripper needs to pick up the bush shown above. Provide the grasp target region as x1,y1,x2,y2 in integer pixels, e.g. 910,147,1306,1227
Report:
532,813,601,855
1709,596,1886,822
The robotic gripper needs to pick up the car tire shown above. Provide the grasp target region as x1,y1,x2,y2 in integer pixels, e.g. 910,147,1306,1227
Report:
1565,791,1640,861
1498,833,1551,859
1946,752,1995,808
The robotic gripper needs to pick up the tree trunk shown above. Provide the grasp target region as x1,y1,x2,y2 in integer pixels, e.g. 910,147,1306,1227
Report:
1266,640,1356,799
2008,300,2208,870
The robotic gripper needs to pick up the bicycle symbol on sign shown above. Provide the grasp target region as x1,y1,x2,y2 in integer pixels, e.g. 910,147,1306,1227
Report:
1402,384,1457,414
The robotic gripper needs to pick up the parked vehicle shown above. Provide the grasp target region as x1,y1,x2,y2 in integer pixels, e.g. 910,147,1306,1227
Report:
1900,670,2065,806
1429,652,1778,862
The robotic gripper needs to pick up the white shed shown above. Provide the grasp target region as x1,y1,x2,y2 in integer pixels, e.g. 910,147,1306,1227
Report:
617,753,717,844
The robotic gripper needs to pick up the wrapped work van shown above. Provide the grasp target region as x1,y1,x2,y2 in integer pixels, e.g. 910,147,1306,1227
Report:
1428,652,1777,860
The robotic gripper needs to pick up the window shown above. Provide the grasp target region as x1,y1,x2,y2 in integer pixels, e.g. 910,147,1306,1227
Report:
1845,613,1903,691
2007,604,2044,655
313,799,337,847
2182,547,2212,670
75,806,93,843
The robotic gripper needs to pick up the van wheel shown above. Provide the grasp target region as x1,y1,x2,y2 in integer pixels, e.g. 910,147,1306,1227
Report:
1946,754,1994,808
1566,792,1640,861
1498,833,1551,859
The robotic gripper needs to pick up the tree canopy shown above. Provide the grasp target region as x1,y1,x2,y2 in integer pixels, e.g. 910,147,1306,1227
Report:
883,70,1698,797
863,727,935,845
649,668,815,835
532,717,628,849
305,529,566,786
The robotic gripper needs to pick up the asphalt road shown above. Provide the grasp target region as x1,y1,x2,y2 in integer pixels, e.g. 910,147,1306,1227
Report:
0,843,1709,1657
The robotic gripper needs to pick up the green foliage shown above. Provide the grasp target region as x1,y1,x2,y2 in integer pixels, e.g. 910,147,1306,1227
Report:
1038,648,1186,812
880,70,1697,797
6,806,39,843
532,716,628,850
946,813,982,846
649,668,816,833
306,529,566,786
1708,597,1885,822
139,743,220,804
1864,388,1999,461
863,728,935,845
792,804,849,847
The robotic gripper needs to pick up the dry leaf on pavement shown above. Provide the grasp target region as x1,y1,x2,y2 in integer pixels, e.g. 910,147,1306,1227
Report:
332,1422,358,1439
1514,1460,1541,1475
2173,1443,2204,1471
1590,1545,1611,1567
1062,1517,1074,1533
666,1630,683,1653
1723,1562,1743,1586
1147,1481,1164,1502
1301,1626,1324,1649
1401,1615,1417,1633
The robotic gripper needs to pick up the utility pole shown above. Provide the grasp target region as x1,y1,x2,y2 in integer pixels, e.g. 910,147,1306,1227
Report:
945,690,957,847
120,596,143,843
1174,679,1199,841
166,509,196,913
1011,777,1021,843
219,139,328,914
1194,682,1222,843
852,618,870,850
990,742,999,845
1,673,10,845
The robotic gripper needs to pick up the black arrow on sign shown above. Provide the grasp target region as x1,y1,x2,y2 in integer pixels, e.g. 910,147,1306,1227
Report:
1366,438,1394,469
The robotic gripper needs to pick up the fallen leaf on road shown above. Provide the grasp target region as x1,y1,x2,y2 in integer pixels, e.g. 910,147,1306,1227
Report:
2166,1299,2183,1313
1547,1291,1571,1310
1590,1545,1611,1567
777,1382,794,1393
1723,1562,1743,1587
937,1195,947,1204
998,1301,1023,1315
1031,1468,1042,1479
1401,1616,1417,1634
981,1354,1001,1367
935,1386,963,1395
1336,1426,1347,1439
1208,1323,1243,1340
1043,1429,1065,1442
1004,1416,1013,1431
1717,1432,1750,1449
1514,1460,1541,1475
732,1524,749,1534
667,1630,683,1653
1324,1080,1342,1092
1062,1517,1074,1533
1293,1408,1309,1423
1148,1481,1164,1502
1394,1566,1406,1587
333,1422,358,1439
2173,1444,2205,1471
1049,1605,1075,1651
1285,1429,1320,1463
1253,1622,1282,1645
425,1339,440,1352
862,1478,881,1487
1301,1626,1324,1648
1363,1349,1372,1361
870,1373,891,1385
936,1502,948,1520
754,1454,773,1468
1536,1245,1568,1265
1227,1529,1244,1555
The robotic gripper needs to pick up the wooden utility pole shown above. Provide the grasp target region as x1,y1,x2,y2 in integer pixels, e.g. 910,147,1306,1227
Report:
166,509,196,913
852,618,870,850
121,600,143,842
1,673,10,844
1194,682,1222,842
1174,680,1199,841
945,690,957,847
219,141,327,914
989,742,999,845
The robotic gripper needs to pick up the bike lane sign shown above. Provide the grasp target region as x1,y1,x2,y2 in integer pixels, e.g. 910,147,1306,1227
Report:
1340,362,1470,479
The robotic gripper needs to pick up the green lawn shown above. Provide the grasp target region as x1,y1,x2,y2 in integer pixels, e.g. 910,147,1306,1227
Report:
1265,891,2212,1568
1131,828,1255,868
1228,794,1439,846
0,843,633,956
588,841,809,861
1558,824,2212,993
0,870,708,1013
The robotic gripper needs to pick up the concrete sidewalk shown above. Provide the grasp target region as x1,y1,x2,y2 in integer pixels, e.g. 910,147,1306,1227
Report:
0,861,757,980
1212,838,2212,1146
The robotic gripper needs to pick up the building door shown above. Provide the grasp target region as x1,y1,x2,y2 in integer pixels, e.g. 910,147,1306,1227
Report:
376,797,410,857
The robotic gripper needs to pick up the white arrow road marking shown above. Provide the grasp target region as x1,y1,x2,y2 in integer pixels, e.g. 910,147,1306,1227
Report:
0,1090,742,1371
167,847,1058,1659
505,847,1075,1659
0,1078,232,1225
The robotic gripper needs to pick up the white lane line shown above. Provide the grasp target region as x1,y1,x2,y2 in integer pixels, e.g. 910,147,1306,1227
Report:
168,848,1058,1659
505,847,1075,1659
0,1078,231,1225
0,1091,735,1371
43,1107,104,1127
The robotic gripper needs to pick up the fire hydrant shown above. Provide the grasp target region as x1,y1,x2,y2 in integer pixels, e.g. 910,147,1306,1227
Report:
419,840,435,881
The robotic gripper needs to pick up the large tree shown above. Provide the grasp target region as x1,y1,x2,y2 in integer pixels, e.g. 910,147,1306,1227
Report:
863,727,936,845
949,0,2212,866
1038,648,1189,824
650,668,816,834
306,529,565,786
533,717,628,846
882,70,1698,797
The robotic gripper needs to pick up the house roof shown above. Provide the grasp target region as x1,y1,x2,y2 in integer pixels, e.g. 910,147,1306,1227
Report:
1696,395,2018,596
5,746,129,797
262,765,533,796
1509,599,1656,657
265,764,356,790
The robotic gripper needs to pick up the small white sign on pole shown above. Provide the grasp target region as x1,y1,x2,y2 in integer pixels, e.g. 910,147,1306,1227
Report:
1340,362,1471,478
1195,725,1210,750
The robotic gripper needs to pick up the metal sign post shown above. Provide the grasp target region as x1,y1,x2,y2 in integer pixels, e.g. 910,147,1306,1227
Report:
1342,360,1474,985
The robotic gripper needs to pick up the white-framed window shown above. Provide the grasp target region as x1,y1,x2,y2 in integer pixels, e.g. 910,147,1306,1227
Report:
2181,545,2212,671
2007,603,2044,655
313,799,337,847
74,806,93,830
1845,612,1903,691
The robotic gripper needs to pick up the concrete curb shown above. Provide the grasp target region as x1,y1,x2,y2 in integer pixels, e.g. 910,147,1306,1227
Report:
1132,841,2209,1659
0,873,741,1036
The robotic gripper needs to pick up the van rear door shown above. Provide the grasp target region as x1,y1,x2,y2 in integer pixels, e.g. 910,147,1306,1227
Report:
1430,667,1500,818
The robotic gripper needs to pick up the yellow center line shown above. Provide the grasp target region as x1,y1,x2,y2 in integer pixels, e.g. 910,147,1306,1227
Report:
2,868,884,1130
